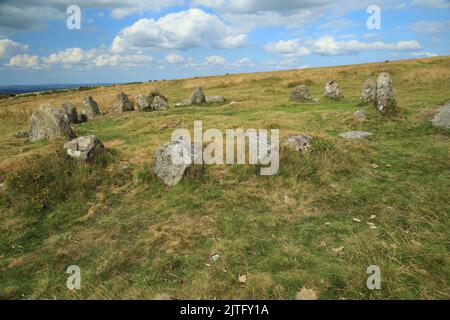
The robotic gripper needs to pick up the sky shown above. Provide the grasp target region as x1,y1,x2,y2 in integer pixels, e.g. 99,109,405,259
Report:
0,0,449,85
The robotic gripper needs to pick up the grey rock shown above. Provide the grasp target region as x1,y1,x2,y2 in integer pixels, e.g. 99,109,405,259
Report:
431,103,450,128
206,96,226,103
290,85,312,102
135,94,152,111
64,135,106,161
323,81,343,99
376,73,396,113
175,98,192,107
29,104,76,142
110,92,134,113
151,95,169,111
15,131,29,138
352,109,367,121
283,134,312,152
80,96,100,120
61,101,78,123
360,79,376,104
191,87,206,104
77,113,88,123
152,138,201,186
338,131,372,139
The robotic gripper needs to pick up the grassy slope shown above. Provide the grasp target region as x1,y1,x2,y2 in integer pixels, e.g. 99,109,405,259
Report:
0,57,449,299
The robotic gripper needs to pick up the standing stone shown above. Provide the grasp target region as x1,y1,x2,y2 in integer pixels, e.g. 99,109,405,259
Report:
80,96,100,120
323,81,343,99
135,94,151,111
152,138,201,186
64,135,106,162
110,92,134,113
61,101,78,123
376,73,396,113
191,87,206,104
290,85,312,102
151,95,169,111
29,104,76,142
360,79,376,104
431,103,450,128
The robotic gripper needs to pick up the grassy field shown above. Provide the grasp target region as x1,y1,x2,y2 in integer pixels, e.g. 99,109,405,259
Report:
0,57,449,299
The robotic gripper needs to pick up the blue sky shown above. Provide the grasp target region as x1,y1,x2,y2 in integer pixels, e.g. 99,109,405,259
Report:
0,0,449,85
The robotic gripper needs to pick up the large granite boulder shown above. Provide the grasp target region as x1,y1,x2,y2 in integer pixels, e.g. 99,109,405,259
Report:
64,135,106,162
135,94,151,111
360,79,376,104
110,92,134,113
61,101,78,123
29,104,76,142
432,103,450,128
376,73,396,113
191,87,206,104
290,85,312,102
80,96,100,120
323,81,343,99
152,139,201,186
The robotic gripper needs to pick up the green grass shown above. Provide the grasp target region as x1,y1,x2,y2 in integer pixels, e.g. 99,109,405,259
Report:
0,57,449,299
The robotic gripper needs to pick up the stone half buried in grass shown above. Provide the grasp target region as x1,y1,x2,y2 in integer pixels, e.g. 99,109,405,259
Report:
338,131,372,139
205,96,226,103
64,135,107,162
283,134,312,152
152,138,202,186
431,103,450,129
290,85,312,102
29,104,77,142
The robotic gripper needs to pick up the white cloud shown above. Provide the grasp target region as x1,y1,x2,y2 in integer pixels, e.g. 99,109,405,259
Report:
412,52,439,58
266,36,422,57
43,48,97,67
6,54,43,69
0,38,28,58
264,39,310,58
111,8,248,52
205,55,227,65
165,53,185,63
91,54,154,67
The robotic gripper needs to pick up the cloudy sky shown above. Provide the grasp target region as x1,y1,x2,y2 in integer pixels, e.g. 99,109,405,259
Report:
0,0,449,85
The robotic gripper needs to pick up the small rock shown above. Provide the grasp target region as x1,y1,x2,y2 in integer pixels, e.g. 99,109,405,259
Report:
325,222,331,226
211,254,220,262
284,194,290,204
431,103,450,129
64,135,106,162
352,218,362,223
370,163,379,169
175,98,193,107
283,134,312,152
332,246,344,253
370,215,376,219
238,274,247,284
338,131,372,139
369,225,378,230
